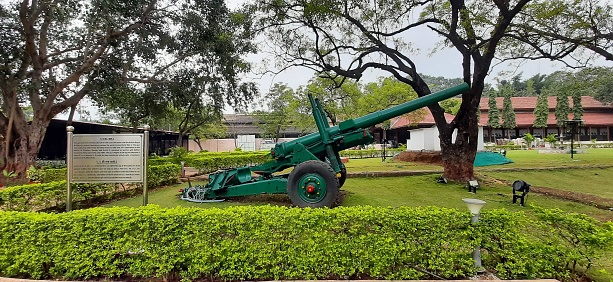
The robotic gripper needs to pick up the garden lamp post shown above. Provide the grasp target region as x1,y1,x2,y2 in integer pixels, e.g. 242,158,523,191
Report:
462,198,487,272
563,120,584,159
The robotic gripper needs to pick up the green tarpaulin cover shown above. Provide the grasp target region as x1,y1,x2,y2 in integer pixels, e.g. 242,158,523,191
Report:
473,151,513,167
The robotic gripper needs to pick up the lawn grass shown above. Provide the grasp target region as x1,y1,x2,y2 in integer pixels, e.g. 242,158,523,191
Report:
482,167,613,199
478,148,613,169
344,157,442,172
106,173,613,222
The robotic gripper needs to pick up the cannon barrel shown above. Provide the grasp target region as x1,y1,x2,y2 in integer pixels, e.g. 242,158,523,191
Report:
273,83,469,157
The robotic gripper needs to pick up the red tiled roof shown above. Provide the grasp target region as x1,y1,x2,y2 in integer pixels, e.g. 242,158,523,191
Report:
479,96,613,111
479,112,613,127
391,109,455,129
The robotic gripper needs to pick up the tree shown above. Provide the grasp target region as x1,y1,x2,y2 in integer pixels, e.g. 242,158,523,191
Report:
501,85,517,138
254,83,296,142
555,92,570,127
358,77,425,122
487,93,501,129
254,0,543,181
571,93,583,120
507,0,613,63
440,98,461,115
0,0,160,176
420,74,465,93
189,121,228,151
533,90,549,128
0,0,256,177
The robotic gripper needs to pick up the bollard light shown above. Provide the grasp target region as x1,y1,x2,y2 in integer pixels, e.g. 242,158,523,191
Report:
462,198,486,273
467,180,480,193
463,198,486,216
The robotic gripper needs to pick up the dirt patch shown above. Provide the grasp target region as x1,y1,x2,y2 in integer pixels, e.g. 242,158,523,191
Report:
393,151,442,165
530,185,613,210
479,174,613,211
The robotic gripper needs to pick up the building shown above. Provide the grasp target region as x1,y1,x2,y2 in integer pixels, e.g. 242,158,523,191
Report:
38,119,187,159
223,114,304,139
479,96,613,142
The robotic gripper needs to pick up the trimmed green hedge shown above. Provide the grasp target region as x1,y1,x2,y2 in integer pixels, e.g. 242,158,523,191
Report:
149,152,270,173
0,206,611,280
477,208,613,280
0,206,611,281
0,205,475,280
340,148,404,159
484,145,523,151
0,164,180,212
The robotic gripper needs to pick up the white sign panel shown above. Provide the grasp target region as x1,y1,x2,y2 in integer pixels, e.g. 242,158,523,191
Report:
71,134,144,183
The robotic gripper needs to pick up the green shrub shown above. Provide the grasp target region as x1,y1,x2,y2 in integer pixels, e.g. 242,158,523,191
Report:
148,151,269,170
484,145,522,151
27,166,67,183
531,206,613,278
339,148,404,159
0,164,179,212
477,208,613,280
0,206,475,280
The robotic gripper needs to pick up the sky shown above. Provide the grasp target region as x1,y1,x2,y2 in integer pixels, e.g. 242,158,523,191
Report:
63,0,612,120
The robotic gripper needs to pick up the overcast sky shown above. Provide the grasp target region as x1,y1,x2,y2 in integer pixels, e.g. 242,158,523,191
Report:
66,0,612,121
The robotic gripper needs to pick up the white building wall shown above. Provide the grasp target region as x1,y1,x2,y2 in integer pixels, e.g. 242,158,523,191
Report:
407,129,426,151
407,126,484,151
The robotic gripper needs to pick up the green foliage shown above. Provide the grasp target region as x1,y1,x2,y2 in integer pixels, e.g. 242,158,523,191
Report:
533,90,549,128
555,94,570,127
2,170,16,178
523,133,535,147
0,205,475,280
166,146,190,163
500,85,517,131
544,134,558,147
476,209,570,279
487,93,501,128
339,148,405,159
532,206,613,277
27,167,66,183
439,98,461,115
0,165,179,212
572,94,583,120
253,83,296,141
0,206,609,280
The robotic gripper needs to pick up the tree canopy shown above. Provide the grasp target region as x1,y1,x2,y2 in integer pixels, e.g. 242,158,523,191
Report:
0,0,256,175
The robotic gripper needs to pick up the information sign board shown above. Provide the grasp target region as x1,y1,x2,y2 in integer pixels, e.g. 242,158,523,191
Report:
70,134,144,183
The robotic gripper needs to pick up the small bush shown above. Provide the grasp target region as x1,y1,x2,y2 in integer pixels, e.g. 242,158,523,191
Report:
0,164,179,212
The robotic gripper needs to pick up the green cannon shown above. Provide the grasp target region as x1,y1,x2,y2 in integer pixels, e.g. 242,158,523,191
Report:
182,83,469,207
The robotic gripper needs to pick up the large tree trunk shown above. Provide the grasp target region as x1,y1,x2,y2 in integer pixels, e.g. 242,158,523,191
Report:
3,115,51,178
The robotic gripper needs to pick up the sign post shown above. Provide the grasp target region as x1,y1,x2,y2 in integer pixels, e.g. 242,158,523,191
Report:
66,125,149,211
143,125,149,206
66,126,74,212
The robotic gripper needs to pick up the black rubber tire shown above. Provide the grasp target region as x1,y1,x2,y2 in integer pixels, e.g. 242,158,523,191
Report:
287,160,339,208
338,168,347,188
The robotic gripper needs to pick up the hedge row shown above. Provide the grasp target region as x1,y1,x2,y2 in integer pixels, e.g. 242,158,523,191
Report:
0,164,180,212
0,206,475,280
0,206,611,281
149,152,270,173
339,148,404,159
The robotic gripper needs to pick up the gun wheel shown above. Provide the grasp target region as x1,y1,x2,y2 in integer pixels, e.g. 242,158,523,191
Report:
288,160,339,208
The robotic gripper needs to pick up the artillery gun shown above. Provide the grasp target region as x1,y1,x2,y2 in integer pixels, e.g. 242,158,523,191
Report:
182,83,469,207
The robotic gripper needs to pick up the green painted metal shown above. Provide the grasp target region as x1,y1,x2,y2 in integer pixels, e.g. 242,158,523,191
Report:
297,174,327,203
180,83,470,205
